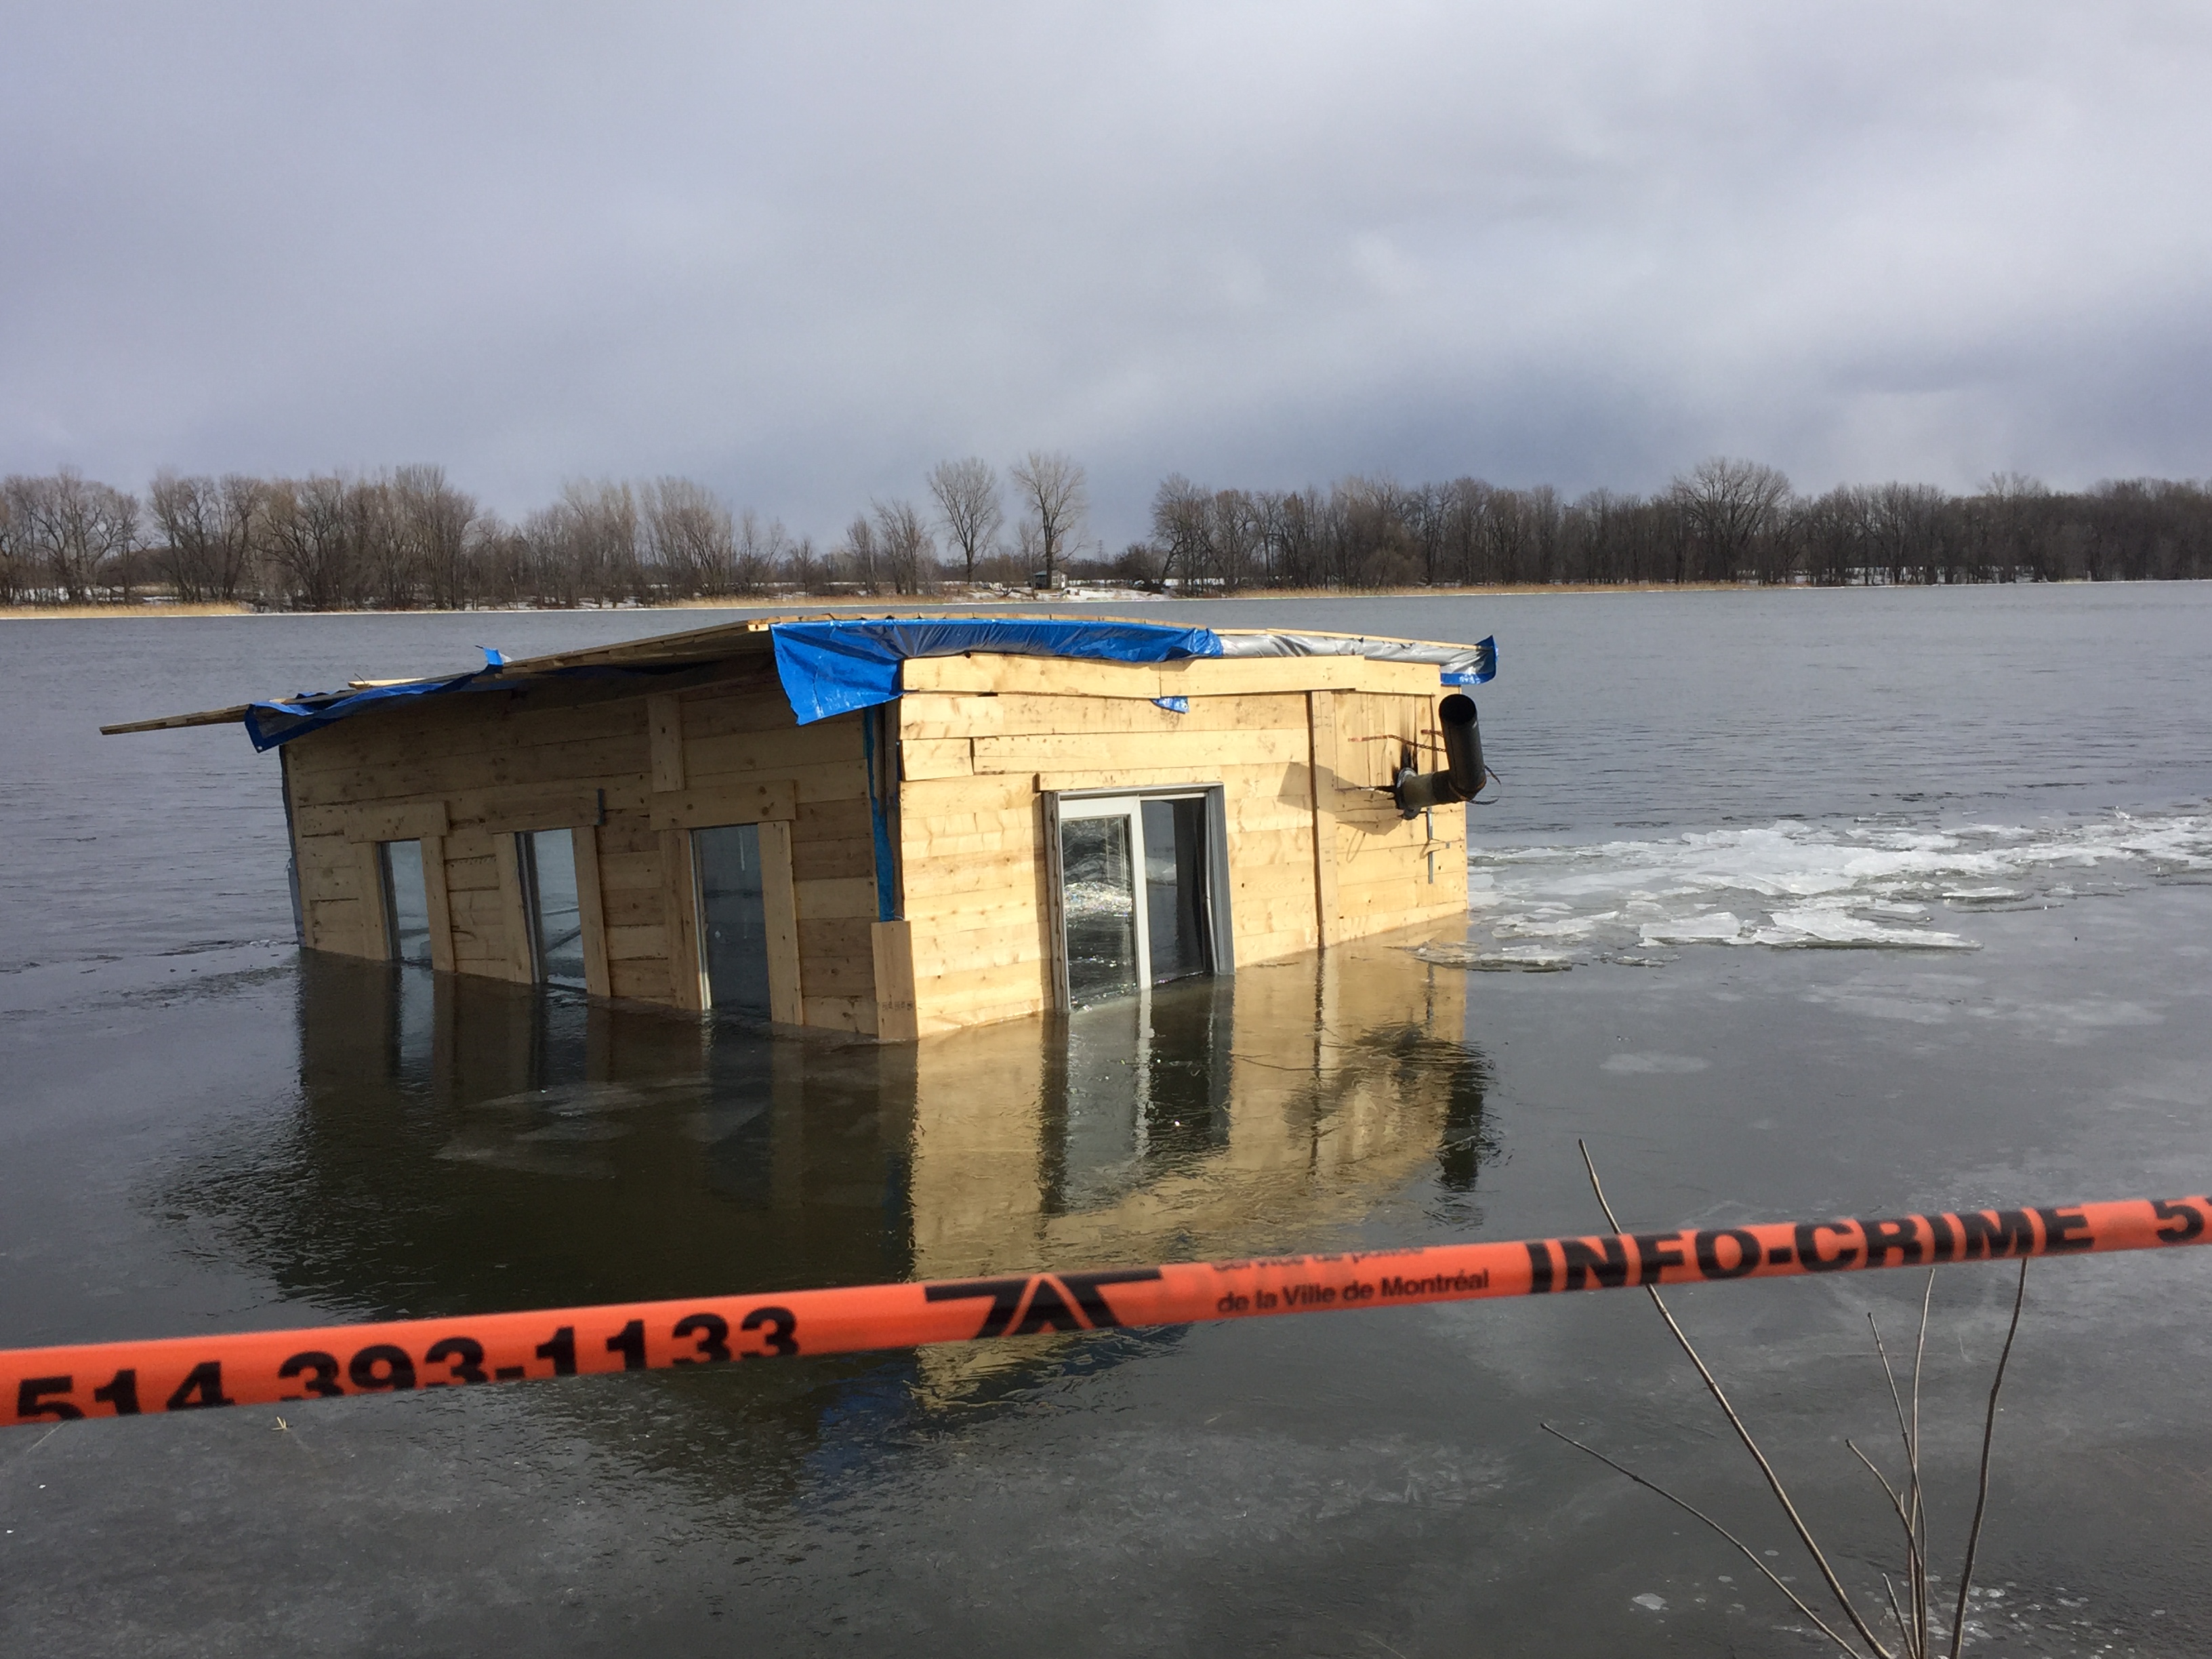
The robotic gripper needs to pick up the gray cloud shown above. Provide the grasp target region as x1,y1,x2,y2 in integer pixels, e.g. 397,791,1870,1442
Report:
4,1,2209,545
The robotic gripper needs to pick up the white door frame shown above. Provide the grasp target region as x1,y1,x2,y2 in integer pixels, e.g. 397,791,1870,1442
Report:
1043,784,1233,1009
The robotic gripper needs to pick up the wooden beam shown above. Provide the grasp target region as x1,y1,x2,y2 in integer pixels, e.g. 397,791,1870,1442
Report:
759,819,804,1025
871,919,920,1042
648,693,686,792
357,842,394,960
645,779,797,830
659,827,708,1011
99,703,252,735
1308,690,1342,949
491,833,537,984
421,834,455,973
344,800,451,844
477,786,605,836
573,823,611,998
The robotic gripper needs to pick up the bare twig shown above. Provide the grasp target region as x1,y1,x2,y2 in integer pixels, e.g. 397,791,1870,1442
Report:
1882,1572,1914,1654
1845,1438,1913,1540
1578,1140,1893,1658
1908,1273,1935,1659
1863,1295,1933,1658
1540,1423,1862,1657
1947,1259,2028,1659
1868,1313,1913,1468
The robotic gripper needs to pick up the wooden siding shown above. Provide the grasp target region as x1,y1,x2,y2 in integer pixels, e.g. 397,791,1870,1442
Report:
895,668,1466,1037
282,647,1469,1041
283,663,877,1027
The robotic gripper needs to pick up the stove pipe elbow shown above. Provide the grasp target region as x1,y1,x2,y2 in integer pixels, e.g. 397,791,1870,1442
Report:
1393,693,1485,817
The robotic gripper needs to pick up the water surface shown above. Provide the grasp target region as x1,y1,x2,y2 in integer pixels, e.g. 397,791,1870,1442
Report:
3,586,2210,1656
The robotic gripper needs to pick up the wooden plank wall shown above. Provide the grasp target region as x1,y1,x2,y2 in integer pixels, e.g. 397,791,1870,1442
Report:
283,659,880,1029
895,653,1468,1037
281,646,1467,1041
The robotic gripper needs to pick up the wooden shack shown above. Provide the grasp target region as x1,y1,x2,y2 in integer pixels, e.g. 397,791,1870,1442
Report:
103,615,1495,1040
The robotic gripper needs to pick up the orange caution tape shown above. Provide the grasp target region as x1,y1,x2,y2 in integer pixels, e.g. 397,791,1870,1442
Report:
8,1193,2208,1425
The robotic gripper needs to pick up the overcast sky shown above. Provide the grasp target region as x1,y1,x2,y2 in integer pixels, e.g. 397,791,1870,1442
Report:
4,2,2208,546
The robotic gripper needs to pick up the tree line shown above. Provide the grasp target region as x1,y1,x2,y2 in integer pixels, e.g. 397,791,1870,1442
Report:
1137,459,2212,588
3,453,2207,609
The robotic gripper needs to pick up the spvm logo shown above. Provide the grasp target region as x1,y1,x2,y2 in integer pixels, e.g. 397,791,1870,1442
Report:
924,1269,1164,1338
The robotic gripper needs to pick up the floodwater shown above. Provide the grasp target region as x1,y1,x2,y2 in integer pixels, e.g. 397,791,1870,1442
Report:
3,584,2211,1656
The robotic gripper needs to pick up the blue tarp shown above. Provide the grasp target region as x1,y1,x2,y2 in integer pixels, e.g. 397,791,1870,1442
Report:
769,617,1224,724
235,620,1495,750
239,649,659,751
243,663,502,752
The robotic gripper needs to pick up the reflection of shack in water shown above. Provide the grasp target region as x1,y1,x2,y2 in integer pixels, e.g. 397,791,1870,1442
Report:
173,932,1490,1416
901,935,1490,1396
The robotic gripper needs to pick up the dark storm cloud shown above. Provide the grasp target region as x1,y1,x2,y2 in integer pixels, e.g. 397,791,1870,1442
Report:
3,1,2208,542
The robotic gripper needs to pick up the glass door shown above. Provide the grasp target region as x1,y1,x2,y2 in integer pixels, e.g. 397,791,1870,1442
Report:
1057,793,1216,1006
692,823,771,1017
378,840,433,966
519,828,587,988
1059,812,1141,1002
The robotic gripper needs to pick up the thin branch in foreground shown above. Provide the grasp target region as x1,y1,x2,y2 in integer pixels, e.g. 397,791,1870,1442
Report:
1539,1423,1861,1657
1882,1572,1914,1654
1845,1437,1914,1541
1868,1311,1914,1473
1908,1273,1936,1659
1947,1258,2029,1659
1577,1141,1893,1658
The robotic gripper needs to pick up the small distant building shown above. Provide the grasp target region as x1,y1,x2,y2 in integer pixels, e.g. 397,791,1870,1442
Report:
104,615,1494,1040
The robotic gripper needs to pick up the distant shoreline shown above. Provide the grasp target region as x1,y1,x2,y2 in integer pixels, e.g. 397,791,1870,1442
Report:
0,577,2157,622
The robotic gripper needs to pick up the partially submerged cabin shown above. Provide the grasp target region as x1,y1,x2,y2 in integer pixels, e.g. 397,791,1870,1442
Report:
103,615,1495,1039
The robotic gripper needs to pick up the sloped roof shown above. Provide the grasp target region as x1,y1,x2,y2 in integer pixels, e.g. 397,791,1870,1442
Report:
101,611,1495,749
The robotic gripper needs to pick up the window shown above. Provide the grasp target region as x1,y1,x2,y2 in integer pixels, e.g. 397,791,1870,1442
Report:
1054,790,1228,1006
378,840,433,966
519,828,588,989
692,823,771,1017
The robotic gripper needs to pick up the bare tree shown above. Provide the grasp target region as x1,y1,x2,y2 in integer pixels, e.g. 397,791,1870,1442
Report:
354,476,422,610
1865,483,1946,586
926,457,1002,586
466,512,531,608
5,470,140,602
838,514,880,591
733,510,789,595
1673,457,1793,583
0,485,22,604
1979,473,2053,583
1150,474,1210,587
873,497,937,595
262,475,361,611
213,475,265,603
521,483,634,608
1799,486,1871,587
148,471,225,602
392,464,478,610
1010,451,1086,584
640,476,735,598
785,534,825,594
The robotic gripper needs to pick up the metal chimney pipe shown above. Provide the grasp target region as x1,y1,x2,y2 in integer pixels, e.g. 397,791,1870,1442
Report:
1393,694,1485,817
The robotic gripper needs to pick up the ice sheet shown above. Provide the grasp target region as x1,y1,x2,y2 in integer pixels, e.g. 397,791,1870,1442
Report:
1452,809,2212,969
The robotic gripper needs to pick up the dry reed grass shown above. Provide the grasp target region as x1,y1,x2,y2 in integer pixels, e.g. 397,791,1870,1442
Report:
0,600,255,620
